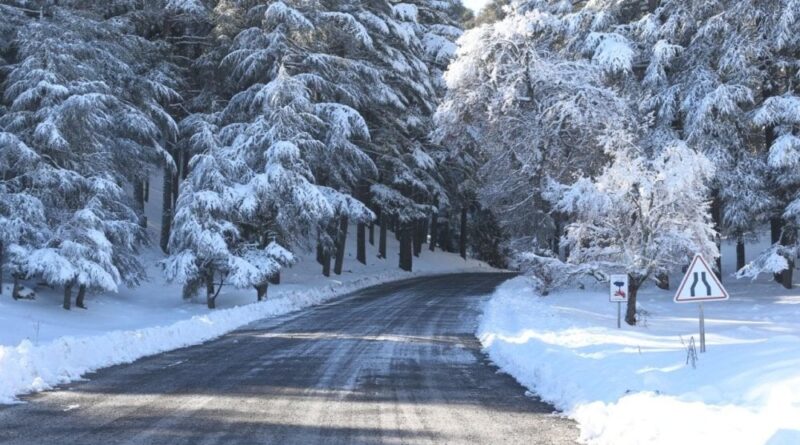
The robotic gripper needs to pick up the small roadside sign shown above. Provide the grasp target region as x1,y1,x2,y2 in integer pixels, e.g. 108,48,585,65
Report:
609,274,628,328
674,254,728,303
609,274,628,302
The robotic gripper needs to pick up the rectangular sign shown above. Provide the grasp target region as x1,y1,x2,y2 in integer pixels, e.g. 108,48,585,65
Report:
609,274,628,302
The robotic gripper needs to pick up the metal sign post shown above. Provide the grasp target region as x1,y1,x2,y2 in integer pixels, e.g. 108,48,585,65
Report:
675,255,728,353
699,303,706,353
609,274,628,328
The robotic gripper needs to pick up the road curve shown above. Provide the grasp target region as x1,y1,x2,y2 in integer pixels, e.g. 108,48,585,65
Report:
0,273,578,444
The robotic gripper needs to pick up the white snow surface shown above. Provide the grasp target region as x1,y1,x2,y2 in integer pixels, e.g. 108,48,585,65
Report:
480,278,800,444
478,241,800,445
0,220,494,404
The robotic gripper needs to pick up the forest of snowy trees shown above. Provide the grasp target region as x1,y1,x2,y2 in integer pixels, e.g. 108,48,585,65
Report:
1,0,799,323
438,0,800,323
0,0,484,309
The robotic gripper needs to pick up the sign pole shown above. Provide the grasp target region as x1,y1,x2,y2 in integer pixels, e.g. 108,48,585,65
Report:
699,302,706,353
617,302,621,329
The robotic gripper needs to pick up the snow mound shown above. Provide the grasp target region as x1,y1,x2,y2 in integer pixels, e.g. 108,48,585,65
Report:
478,276,800,445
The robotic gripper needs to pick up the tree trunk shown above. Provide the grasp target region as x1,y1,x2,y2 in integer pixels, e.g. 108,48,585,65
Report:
771,217,783,283
711,191,722,280
459,207,468,260
269,271,280,285
12,276,21,300
625,276,639,326
134,179,147,228
63,281,74,310
399,224,413,272
76,284,87,309
442,222,452,252
736,236,746,272
206,271,216,309
379,216,387,259
429,213,438,252
333,216,349,275
655,273,669,290
322,250,331,277
316,242,324,265
368,222,375,246
552,217,561,258
160,165,174,253
144,178,150,202
394,215,401,241
256,283,268,301
357,222,367,265
781,226,796,290
413,220,423,257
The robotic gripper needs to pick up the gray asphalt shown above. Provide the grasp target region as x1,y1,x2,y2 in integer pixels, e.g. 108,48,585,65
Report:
0,273,578,445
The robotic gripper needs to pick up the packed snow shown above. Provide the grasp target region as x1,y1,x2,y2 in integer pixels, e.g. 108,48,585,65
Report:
0,221,493,404
478,240,800,445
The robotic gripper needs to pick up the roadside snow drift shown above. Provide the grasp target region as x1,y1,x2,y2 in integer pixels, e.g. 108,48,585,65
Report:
478,277,800,445
0,221,494,404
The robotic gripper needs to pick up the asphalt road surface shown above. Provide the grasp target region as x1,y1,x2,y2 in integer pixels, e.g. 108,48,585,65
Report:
0,273,578,444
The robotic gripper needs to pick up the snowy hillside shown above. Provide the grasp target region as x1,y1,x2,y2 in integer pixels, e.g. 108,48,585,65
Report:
478,239,800,445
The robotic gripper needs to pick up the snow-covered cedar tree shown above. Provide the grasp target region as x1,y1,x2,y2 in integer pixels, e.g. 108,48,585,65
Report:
0,132,47,298
553,141,718,325
435,7,633,255
515,250,606,296
0,7,176,309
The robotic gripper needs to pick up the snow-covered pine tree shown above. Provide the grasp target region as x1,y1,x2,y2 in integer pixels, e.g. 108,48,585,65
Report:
0,6,176,308
435,5,632,257
554,141,718,325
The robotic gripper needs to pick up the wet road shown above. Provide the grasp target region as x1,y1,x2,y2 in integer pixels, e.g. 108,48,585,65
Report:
0,273,578,444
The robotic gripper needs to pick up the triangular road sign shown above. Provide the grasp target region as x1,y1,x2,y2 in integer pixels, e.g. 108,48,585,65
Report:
674,254,729,303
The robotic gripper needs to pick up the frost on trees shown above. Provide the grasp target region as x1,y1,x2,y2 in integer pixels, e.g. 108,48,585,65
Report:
554,142,719,325
0,7,177,309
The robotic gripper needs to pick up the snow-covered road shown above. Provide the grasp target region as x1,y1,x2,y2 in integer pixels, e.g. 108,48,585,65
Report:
0,273,577,445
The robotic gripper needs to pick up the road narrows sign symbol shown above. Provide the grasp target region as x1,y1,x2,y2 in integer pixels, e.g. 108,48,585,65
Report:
674,254,729,303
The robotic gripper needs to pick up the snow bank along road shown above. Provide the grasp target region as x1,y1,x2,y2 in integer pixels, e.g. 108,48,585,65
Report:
0,273,577,444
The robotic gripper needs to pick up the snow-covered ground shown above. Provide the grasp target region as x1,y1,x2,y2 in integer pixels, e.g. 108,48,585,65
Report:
478,239,800,445
0,208,493,403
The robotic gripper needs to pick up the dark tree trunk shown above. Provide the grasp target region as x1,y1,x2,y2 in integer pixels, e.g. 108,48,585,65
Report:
182,149,190,180
12,276,21,300
76,284,87,309
771,217,783,283
269,271,280,285
655,273,669,290
63,281,74,310
413,220,423,257
429,213,438,252
334,216,348,275
781,226,796,289
206,271,216,309
441,222,452,252
625,276,639,326
552,217,561,258
368,222,375,246
379,216,387,259
316,242,324,265
256,283,268,301
394,215,401,241
160,166,174,253
711,191,722,280
736,237,746,272
134,179,147,228
322,250,331,277
144,178,150,202
399,224,413,272
459,207,468,260
357,222,367,265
